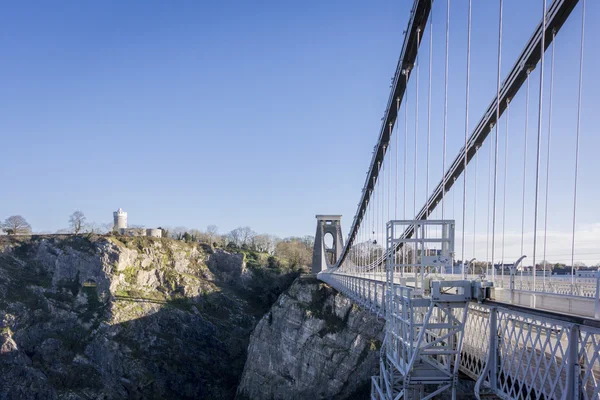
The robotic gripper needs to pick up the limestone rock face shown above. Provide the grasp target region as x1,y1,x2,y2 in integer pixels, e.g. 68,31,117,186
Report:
0,235,383,400
0,235,300,400
237,276,385,400
207,249,246,283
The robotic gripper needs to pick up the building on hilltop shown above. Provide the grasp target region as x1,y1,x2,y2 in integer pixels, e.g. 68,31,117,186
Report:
113,208,128,232
113,208,162,238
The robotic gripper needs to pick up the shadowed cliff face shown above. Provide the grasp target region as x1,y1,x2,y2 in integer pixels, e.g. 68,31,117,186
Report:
236,276,385,400
0,235,300,400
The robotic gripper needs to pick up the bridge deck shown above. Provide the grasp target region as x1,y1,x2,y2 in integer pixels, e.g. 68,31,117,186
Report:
318,272,600,399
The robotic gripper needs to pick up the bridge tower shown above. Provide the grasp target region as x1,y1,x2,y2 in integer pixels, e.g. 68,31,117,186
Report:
311,215,343,274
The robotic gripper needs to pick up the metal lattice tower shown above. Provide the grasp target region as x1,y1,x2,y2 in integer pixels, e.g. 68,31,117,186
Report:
371,220,490,399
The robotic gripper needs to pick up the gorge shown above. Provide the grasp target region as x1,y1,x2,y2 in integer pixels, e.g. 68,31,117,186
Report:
0,235,383,399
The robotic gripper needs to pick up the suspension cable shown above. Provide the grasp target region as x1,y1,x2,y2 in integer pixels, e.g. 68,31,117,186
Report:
414,27,421,220
383,148,387,261
380,160,384,270
542,30,556,289
362,199,366,269
365,205,369,269
486,136,492,277
395,98,400,219
461,0,472,277
441,0,450,219
452,180,456,222
374,174,378,268
365,209,368,271
404,70,409,223
403,70,409,270
491,0,504,280
381,154,385,271
521,71,530,280
571,0,586,286
425,2,433,247
369,186,372,270
426,0,433,214
388,131,391,225
501,100,510,281
532,0,547,293
472,147,479,261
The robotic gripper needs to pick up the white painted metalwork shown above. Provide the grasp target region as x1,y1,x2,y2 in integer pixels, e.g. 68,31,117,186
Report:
319,270,600,399
367,219,486,399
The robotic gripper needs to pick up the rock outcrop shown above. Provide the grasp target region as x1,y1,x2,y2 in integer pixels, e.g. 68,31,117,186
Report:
207,249,247,284
0,235,299,400
237,275,385,400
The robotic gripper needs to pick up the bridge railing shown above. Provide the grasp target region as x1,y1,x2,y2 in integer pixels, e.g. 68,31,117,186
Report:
323,268,600,319
490,275,598,298
319,272,600,399
317,272,385,317
465,302,600,400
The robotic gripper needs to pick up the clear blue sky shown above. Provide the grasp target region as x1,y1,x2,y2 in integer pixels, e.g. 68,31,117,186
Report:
1,0,598,261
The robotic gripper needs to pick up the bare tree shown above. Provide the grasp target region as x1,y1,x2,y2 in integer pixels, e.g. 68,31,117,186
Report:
102,222,114,233
83,222,112,234
228,228,243,247
169,226,188,240
252,234,279,254
1,215,32,235
239,226,255,246
69,211,86,234
215,234,228,247
206,225,219,244
227,226,256,247
252,234,270,252
188,229,203,242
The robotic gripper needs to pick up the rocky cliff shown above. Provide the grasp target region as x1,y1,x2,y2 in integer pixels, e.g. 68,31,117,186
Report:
0,235,299,400
237,275,385,400
0,235,385,400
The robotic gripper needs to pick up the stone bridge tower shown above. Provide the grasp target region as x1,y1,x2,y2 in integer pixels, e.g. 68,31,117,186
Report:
311,215,343,274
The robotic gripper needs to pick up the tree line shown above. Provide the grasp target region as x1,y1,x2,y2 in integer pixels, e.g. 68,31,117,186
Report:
0,212,107,236
0,213,315,270
162,225,314,270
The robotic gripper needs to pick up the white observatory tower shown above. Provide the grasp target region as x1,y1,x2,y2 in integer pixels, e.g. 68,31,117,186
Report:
113,208,128,233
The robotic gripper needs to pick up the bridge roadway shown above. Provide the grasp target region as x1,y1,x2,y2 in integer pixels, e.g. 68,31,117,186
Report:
318,271,600,399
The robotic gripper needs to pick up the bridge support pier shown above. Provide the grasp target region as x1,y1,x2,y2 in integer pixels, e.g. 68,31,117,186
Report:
311,215,343,274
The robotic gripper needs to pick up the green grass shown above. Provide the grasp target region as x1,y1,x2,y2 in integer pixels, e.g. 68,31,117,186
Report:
122,265,138,284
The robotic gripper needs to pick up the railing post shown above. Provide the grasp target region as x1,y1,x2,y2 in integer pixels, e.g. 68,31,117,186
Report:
509,268,515,304
565,324,580,397
489,307,498,391
595,270,600,319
